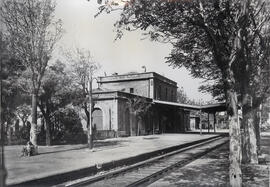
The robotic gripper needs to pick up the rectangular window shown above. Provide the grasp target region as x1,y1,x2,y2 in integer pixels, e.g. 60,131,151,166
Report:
130,88,134,93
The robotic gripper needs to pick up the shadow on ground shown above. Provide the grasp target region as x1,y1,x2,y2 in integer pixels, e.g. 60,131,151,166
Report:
153,143,230,187
150,134,270,187
241,134,270,187
38,139,131,155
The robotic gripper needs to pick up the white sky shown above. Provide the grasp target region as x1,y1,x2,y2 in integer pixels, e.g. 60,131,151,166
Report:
54,0,213,101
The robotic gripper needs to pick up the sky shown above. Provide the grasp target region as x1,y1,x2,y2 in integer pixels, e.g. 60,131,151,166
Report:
54,0,213,101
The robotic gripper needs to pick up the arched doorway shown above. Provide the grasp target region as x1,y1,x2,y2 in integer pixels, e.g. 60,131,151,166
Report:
92,108,103,130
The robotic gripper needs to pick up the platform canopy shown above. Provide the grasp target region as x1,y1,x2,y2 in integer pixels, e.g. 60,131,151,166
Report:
200,103,227,113
153,100,226,113
153,100,201,110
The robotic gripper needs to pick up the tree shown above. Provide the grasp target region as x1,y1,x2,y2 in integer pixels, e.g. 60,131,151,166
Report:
38,60,74,145
176,87,189,104
16,104,31,128
196,0,270,163
63,48,100,148
0,30,26,186
97,0,270,185
0,31,8,187
176,87,199,105
49,107,87,144
1,0,63,151
126,96,152,136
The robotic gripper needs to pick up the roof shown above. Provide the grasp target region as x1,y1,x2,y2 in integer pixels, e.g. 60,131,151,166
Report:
97,72,177,87
153,100,226,112
200,103,226,113
153,100,201,110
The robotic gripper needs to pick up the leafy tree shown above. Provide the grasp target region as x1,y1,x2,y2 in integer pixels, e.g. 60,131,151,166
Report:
0,31,26,185
126,96,152,136
38,60,74,145
16,104,31,128
195,0,270,163
63,48,100,147
176,87,189,104
50,107,87,144
176,87,200,105
0,32,27,146
0,32,9,187
97,0,270,185
19,121,31,143
1,0,63,150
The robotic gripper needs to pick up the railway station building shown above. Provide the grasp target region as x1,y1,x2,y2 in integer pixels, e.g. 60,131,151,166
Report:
91,72,204,139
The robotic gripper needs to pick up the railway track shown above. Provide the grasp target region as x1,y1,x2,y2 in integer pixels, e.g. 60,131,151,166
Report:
58,136,228,187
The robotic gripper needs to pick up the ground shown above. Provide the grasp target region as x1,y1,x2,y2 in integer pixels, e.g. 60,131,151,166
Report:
149,132,270,187
4,133,217,185
3,132,270,186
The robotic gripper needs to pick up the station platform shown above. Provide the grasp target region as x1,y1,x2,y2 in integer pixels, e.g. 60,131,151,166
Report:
4,133,222,186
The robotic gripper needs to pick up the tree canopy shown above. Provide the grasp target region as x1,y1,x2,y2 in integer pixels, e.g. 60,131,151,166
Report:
1,0,63,147
97,0,270,185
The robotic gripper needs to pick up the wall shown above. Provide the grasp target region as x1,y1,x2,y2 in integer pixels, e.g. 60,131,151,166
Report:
151,105,188,133
98,72,177,101
154,79,177,102
117,97,154,137
100,79,151,98
93,99,118,131
117,99,130,136
92,90,191,140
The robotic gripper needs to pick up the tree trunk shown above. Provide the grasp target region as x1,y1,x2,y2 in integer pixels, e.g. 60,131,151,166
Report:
84,103,92,148
7,125,12,145
228,91,242,187
242,105,258,164
254,106,261,155
44,117,51,146
129,112,133,136
242,107,251,163
130,111,137,136
224,55,242,186
137,117,141,136
15,119,19,138
84,104,90,129
0,72,7,186
30,93,38,154
248,111,258,164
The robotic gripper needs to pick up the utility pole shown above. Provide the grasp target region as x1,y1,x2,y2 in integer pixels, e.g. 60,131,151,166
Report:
88,72,93,149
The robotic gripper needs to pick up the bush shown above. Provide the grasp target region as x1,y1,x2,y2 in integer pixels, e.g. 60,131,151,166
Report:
51,108,87,144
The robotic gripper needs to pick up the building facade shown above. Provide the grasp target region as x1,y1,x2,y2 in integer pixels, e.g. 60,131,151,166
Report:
92,72,191,139
98,72,177,102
